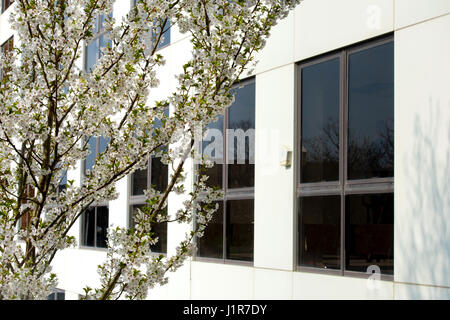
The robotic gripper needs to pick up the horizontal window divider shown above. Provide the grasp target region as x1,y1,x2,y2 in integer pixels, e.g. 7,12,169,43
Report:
345,177,394,185
129,196,147,204
197,189,254,201
344,182,394,194
225,187,254,196
297,185,342,197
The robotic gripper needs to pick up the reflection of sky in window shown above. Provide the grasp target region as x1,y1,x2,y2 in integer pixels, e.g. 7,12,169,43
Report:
228,81,255,131
98,136,110,155
154,20,171,49
153,106,170,129
86,40,98,72
86,14,112,72
301,58,340,145
348,42,394,142
85,136,97,171
60,169,67,186
203,114,223,158
99,34,112,57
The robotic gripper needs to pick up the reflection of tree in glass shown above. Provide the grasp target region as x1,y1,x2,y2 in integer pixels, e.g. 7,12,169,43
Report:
228,119,254,189
301,117,339,182
302,117,339,162
301,117,393,181
348,118,393,179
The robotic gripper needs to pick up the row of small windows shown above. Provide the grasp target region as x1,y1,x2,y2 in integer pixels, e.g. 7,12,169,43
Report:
80,8,172,250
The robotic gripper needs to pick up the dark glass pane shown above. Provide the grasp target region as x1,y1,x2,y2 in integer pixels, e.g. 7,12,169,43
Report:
151,157,168,192
226,199,254,262
96,206,109,248
301,58,340,183
56,292,65,300
197,201,224,259
348,41,394,180
150,220,167,254
85,136,97,173
298,196,340,269
86,39,98,72
199,164,223,189
202,115,224,188
130,205,167,254
228,81,255,189
131,166,148,196
82,207,96,247
47,293,55,300
345,193,394,275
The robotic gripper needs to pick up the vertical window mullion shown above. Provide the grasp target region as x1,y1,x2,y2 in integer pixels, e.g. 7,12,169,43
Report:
148,157,152,190
223,107,228,192
223,107,228,262
94,207,98,248
223,199,227,262
341,49,348,275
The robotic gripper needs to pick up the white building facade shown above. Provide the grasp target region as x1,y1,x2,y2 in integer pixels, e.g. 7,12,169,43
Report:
1,0,449,300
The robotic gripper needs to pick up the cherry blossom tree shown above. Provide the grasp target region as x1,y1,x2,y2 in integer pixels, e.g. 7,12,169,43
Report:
0,0,301,300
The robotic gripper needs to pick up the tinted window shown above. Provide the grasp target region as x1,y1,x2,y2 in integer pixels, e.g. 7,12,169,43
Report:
348,42,394,180
298,196,341,269
301,58,340,183
130,205,167,254
226,199,254,261
82,207,96,247
131,167,147,196
197,201,223,259
96,206,109,248
82,206,108,248
151,156,168,193
345,193,393,275
228,81,255,189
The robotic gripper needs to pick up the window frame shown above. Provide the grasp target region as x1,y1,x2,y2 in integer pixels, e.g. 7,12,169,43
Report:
80,205,109,250
194,76,256,266
127,107,170,255
84,13,112,73
1,36,14,79
131,0,171,51
82,135,110,176
1,0,14,14
127,158,169,255
47,288,65,300
295,34,394,281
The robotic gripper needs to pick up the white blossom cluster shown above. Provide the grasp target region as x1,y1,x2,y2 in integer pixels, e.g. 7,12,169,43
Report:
0,0,302,299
